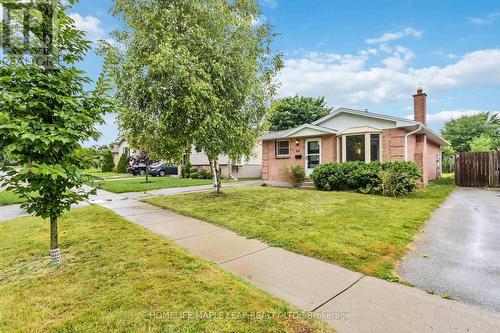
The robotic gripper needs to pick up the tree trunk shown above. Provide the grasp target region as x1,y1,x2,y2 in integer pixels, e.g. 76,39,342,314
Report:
217,164,222,194
145,161,149,183
50,215,60,263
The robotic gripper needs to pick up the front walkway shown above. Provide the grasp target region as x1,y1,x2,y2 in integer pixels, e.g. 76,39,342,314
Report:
398,187,500,312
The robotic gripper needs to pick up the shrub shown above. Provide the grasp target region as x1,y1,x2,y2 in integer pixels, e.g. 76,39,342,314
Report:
198,168,212,179
101,150,115,172
380,161,421,196
281,164,306,187
116,153,129,173
311,161,421,196
182,162,192,178
189,166,198,174
311,162,381,192
190,172,198,179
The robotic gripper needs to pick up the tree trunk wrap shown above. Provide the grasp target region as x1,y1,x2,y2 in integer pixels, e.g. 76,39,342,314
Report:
50,216,60,262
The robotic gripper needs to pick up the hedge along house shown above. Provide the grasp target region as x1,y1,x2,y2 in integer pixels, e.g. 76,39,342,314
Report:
260,88,448,185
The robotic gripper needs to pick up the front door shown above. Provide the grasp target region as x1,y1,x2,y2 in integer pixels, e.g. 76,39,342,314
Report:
305,139,321,177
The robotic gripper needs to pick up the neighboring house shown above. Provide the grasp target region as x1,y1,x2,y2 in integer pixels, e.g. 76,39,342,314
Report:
111,138,133,166
260,88,447,185
189,143,262,179
110,138,262,179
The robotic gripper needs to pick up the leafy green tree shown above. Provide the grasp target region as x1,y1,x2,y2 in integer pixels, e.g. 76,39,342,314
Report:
0,0,112,262
73,147,102,170
268,96,332,131
470,134,494,152
115,153,129,173
101,151,115,172
100,0,282,194
441,112,500,152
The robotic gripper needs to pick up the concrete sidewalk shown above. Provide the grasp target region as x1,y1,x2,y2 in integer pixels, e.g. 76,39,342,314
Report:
95,196,500,333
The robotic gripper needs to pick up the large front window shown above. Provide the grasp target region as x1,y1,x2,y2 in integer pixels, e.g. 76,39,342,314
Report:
341,133,381,163
346,135,365,162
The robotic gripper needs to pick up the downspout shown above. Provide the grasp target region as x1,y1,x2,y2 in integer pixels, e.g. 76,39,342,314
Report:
404,124,422,161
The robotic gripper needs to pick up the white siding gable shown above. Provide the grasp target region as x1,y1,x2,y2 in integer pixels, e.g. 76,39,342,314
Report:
288,127,331,138
317,112,397,131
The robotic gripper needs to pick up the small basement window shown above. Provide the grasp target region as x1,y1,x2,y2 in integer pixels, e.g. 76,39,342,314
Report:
275,140,290,157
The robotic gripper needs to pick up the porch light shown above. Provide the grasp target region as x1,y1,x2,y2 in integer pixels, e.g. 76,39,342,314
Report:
295,139,299,145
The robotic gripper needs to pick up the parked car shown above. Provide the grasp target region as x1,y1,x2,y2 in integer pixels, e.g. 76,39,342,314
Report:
149,163,178,177
127,164,147,176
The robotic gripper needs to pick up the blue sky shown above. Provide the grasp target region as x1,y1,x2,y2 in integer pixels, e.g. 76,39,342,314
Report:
71,0,500,146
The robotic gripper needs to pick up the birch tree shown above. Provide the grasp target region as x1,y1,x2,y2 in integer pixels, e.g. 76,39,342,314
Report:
100,0,282,193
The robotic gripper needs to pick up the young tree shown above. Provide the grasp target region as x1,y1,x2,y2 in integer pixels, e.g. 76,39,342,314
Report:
268,96,332,131
0,0,112,262
441,112,500,152
101,150,115,172
100,0,282,194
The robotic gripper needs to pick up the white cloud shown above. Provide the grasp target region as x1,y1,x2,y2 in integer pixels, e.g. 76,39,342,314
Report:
468,12,500,26
405,110,500,126
277,49,500,106
365,27,422,45
68,13,106,42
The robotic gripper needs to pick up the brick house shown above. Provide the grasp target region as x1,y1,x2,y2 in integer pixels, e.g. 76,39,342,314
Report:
260,89,447,185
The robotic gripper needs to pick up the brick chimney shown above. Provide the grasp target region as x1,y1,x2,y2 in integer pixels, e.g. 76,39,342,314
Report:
413,87,427,124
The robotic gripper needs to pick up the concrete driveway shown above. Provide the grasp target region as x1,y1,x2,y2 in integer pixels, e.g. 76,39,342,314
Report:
398,187,500,312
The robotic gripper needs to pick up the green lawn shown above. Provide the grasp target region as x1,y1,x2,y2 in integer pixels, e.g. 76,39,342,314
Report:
0,190,27,206
87,171,134,179
97,176,215,193
0,206,331,333
144,177,455,281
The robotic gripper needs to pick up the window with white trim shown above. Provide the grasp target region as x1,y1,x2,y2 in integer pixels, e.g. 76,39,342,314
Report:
345,135,365,162
370,134,380,162
275,140,290,157
341,133,382,163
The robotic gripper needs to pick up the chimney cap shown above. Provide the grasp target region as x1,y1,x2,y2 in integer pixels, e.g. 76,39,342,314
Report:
413,87,427,97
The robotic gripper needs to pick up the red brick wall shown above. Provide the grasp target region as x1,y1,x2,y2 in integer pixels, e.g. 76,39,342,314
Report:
415,134,428,184
262,138,306,181
321,135,336,163
262,135,337,181
382,129,405,161
426,141,441,181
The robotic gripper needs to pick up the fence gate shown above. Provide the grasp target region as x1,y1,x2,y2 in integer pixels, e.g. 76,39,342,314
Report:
455,151,500,187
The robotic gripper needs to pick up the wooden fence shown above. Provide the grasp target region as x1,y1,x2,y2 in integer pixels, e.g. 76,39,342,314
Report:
455,151,500,187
